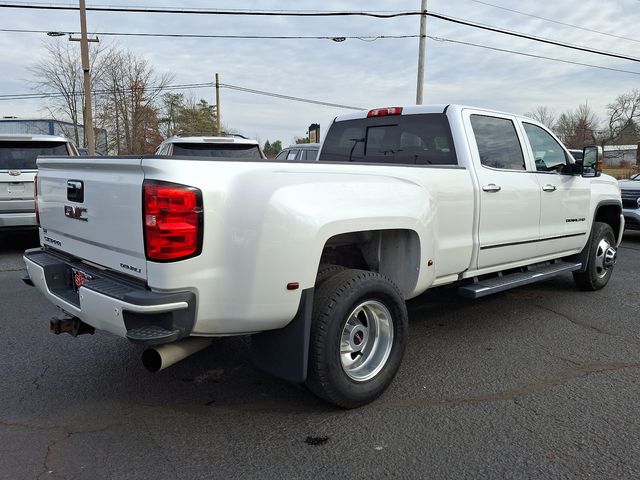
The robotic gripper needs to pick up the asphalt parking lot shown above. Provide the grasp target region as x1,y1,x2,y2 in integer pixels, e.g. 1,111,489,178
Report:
1,230,639,480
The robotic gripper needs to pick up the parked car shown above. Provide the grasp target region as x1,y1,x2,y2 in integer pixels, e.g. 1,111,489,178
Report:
568,149,583,161
24,104,622,408
274,143,320,161
0,134,76,230
77,148,104,156
155,133,266,159
618,173,640,229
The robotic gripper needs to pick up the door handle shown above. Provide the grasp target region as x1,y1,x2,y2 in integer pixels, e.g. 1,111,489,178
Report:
542,184,557,192
482,184,501,192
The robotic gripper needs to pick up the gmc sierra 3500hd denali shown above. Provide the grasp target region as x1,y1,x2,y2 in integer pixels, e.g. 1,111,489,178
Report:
23,104,623,408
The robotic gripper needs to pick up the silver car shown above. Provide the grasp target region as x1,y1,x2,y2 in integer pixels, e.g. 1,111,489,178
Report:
619,173,640,230
0,134,76,230
274,143,320,161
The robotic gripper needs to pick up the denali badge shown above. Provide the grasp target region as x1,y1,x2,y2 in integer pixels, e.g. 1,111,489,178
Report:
64,205,88,221
120,262,142,274
8,170,21,176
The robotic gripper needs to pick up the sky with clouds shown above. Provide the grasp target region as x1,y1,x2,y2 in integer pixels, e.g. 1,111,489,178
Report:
0,0,639,146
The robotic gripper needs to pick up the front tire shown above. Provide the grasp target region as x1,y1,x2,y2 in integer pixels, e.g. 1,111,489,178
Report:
573,221,617,291
306,269,408,408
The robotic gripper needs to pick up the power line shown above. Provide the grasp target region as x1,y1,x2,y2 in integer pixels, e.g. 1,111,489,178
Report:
0,26,638,82
0,82,214,100
428,36,640,77
219,84,363,110
0,28,420,42
469,0,640,45
426,11,640,63
0,3,425,17
0,81,365,110
1,5,639,64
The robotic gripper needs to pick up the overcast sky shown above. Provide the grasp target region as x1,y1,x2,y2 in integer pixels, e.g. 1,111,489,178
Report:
0,0,639,145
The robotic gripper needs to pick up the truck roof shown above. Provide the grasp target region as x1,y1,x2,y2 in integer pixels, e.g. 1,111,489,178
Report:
0,133,71,143
334,104,529,122
163,135,259,146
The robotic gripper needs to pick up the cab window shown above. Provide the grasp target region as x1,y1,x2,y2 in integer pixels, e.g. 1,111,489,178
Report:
470,115,525,171
275,150,288,160
319,113,457,165
522,123,570,172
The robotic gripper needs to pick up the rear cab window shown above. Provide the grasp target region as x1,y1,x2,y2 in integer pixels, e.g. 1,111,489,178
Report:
0,141,69,170
171,143,262,159
470,115,525,171
318,113,457,165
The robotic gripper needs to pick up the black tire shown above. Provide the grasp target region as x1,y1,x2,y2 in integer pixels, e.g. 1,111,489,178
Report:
315,264,346,286
306,269,408,408
573,221,617,291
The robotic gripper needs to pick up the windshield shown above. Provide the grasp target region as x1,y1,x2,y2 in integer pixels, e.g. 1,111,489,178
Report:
0,141,69,170
630,173,640,181
172,143,262,159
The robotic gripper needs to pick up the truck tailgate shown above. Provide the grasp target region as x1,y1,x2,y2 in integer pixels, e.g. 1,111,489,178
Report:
37,156,147,280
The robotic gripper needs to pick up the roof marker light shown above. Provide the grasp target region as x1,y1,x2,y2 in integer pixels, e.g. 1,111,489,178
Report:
367,107,403,118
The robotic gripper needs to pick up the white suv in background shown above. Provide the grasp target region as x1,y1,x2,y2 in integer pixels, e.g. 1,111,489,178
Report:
155,134,266,159
0,134,76,230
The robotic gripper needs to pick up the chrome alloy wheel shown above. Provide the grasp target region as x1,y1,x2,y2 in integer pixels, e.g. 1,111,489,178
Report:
340,300,394,382
594,238,617,278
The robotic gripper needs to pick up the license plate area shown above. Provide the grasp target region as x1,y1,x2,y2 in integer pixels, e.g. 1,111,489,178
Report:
71,268,93,292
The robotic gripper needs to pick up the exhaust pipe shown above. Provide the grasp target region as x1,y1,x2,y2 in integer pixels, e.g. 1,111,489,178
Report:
142,337,213,373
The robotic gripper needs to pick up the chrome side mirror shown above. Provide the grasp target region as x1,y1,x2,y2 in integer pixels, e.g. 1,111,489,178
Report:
582,146,603,177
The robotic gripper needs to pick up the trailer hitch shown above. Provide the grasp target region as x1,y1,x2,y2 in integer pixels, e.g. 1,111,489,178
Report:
50,315,95,337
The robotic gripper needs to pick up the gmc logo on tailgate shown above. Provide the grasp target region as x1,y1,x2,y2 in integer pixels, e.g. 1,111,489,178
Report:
64,205,88,222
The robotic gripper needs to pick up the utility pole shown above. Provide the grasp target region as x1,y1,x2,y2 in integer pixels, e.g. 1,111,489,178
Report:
70,0,98,154
416,0,427,105
215,73,221,136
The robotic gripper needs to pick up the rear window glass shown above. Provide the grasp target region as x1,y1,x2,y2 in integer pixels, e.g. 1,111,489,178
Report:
318,113,457,165
171,143,262,159
470,115,525,171
304,149,318,160
0,141,68,170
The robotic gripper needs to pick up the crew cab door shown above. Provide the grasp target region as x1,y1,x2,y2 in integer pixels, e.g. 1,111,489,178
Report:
520,121,590,256
464,111,541,270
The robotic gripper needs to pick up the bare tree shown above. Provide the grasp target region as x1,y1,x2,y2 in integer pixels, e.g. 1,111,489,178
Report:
96,48,173,154
29,39,107,147
30,40,172,154
554,103,600,149
524,106,556,129
599,90,640,151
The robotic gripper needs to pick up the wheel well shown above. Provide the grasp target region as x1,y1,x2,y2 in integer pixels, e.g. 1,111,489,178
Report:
318,229,420,296
595,204,621,243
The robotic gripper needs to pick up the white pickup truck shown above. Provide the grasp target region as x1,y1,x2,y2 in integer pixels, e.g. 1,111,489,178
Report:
23,104,623,408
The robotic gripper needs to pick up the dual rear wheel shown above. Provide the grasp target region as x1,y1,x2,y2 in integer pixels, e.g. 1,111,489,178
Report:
306,269,408,409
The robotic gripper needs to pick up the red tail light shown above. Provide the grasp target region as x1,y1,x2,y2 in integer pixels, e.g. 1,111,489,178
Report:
367,107,403,117
34,174,40,226
143,181,203,261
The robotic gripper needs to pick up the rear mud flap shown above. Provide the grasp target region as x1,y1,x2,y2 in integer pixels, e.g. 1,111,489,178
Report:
251,289,313,383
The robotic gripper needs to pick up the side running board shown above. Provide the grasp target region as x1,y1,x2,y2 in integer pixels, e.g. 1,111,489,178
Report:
458,261,582,299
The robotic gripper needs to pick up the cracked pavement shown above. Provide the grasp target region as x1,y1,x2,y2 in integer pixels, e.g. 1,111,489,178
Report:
1,230,639,479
